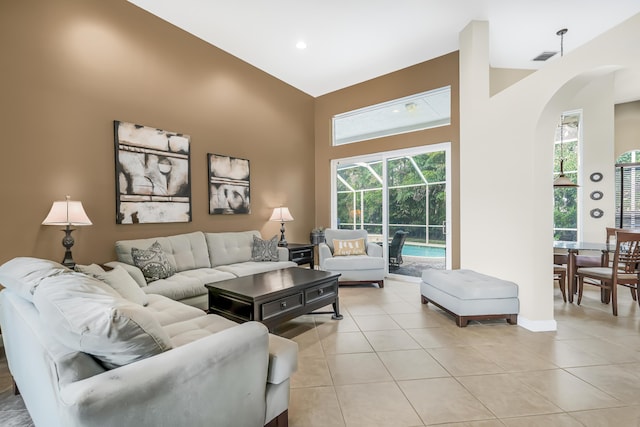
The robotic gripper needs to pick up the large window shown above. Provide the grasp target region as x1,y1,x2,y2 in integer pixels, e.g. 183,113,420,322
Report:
332,87,451,146
335,152,447,245
615,150,640,228
333,144,451,276
553,112,581,241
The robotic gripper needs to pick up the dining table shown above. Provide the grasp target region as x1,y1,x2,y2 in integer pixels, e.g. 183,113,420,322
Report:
553,240,613,303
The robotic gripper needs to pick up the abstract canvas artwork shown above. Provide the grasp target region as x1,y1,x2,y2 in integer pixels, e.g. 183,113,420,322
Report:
208,153,250,214
114,121,191,224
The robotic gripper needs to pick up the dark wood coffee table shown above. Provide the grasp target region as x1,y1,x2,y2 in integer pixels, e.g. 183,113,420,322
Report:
206,267,342,332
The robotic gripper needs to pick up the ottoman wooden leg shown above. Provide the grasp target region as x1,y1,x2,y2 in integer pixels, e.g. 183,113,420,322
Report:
456,316,469,327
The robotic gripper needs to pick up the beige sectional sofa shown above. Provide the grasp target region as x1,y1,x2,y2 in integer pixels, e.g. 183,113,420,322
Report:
0,256,298,427
106,230,297,309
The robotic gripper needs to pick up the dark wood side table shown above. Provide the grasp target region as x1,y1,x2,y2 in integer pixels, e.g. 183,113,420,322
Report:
287,243,315,268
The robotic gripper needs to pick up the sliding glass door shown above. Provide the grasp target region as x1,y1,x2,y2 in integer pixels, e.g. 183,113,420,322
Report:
332,144,450,278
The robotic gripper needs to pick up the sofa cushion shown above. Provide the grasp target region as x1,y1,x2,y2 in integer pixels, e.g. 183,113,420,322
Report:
216,261,297,277
0,257,70,302
33,273,172,369
115,231,211,272
322,255,385,271
76,263,149,306
206,230,261,267
164,313,239,347
142,268,236,301
251,235,279,261
144,294,207,326
132,241,176,283
142,274,203,300
94,265,150,306
332,238,366,256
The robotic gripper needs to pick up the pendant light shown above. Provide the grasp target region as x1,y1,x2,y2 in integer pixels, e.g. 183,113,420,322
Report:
553,114,579,187
553,28,579,188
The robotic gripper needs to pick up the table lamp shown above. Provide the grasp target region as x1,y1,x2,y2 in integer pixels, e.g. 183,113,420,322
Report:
42,195,92,268
269,207,294,247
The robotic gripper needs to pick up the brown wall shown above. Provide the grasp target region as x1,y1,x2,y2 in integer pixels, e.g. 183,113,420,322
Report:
0,0,315,265
314,52,461,267
615,100,640,158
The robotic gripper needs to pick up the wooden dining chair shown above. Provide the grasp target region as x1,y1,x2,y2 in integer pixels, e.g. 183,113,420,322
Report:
553,253,567,302
576,231,640,316
602,227,637,301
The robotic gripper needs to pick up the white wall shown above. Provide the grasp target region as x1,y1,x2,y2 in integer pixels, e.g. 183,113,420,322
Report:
459,14,640,331
573,76,616,242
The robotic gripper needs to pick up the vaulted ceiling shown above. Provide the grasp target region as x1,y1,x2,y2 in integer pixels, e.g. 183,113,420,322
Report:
128,1,640,98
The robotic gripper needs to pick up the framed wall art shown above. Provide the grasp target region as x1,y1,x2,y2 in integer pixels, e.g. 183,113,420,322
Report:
208,153,250,214
114,121,191,224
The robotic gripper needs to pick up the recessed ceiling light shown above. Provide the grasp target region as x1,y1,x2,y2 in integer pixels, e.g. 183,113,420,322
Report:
296,40,307,50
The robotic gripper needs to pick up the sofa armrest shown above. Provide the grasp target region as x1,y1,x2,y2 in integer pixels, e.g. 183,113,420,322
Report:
367,243,383,257
103,261,146,288
318,243,333,267
268,334,298,384
59,322,270,427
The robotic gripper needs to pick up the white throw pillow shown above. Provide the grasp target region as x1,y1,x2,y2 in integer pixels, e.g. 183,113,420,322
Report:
33,273,172,369
78,264,149,306
0,257,70,301
75,263,106,276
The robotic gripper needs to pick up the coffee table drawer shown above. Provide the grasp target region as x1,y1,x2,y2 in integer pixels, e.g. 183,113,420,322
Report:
262,292,303,321
305,282,337,305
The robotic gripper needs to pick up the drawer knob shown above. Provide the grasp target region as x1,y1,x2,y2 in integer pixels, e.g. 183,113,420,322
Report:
318,288,324,295
280,301,287,309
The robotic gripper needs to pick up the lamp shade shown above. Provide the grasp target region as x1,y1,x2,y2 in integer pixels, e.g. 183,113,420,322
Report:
553,175,579,187
269,207,294,222
42,196,92,226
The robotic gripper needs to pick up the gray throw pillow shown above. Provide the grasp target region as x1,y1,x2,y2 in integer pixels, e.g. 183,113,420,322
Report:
131,241,176,283
251,235,279,262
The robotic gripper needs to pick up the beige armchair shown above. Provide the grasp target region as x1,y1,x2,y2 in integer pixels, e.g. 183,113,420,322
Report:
319,229,385,288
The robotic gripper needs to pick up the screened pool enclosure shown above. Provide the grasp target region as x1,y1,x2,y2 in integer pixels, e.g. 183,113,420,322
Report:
334,148,449,276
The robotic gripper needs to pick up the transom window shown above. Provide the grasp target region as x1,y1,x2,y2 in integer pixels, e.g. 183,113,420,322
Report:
332,86,451,146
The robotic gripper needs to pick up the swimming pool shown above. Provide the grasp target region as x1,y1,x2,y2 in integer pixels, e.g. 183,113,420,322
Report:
402,243,446,258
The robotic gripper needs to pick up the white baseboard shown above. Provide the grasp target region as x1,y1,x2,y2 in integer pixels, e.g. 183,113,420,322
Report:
517,316,557,332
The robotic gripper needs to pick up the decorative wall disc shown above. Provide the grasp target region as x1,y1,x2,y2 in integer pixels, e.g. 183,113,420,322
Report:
590,191,603,200
590,172,603,182
590,208,604,219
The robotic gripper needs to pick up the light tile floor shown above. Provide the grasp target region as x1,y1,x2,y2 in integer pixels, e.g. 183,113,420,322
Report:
2,278,640,426
282,278,640,427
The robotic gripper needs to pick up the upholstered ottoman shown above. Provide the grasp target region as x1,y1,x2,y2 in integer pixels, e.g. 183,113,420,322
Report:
421,269,519,327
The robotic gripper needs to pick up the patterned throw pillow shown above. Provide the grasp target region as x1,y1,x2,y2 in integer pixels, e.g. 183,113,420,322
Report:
131,241,175,283
332,238,367,256
251,235,279,262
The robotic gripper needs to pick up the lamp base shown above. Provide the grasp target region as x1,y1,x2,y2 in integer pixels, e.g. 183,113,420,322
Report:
61,226,76,269
278,222,288,247
62,250,75,269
